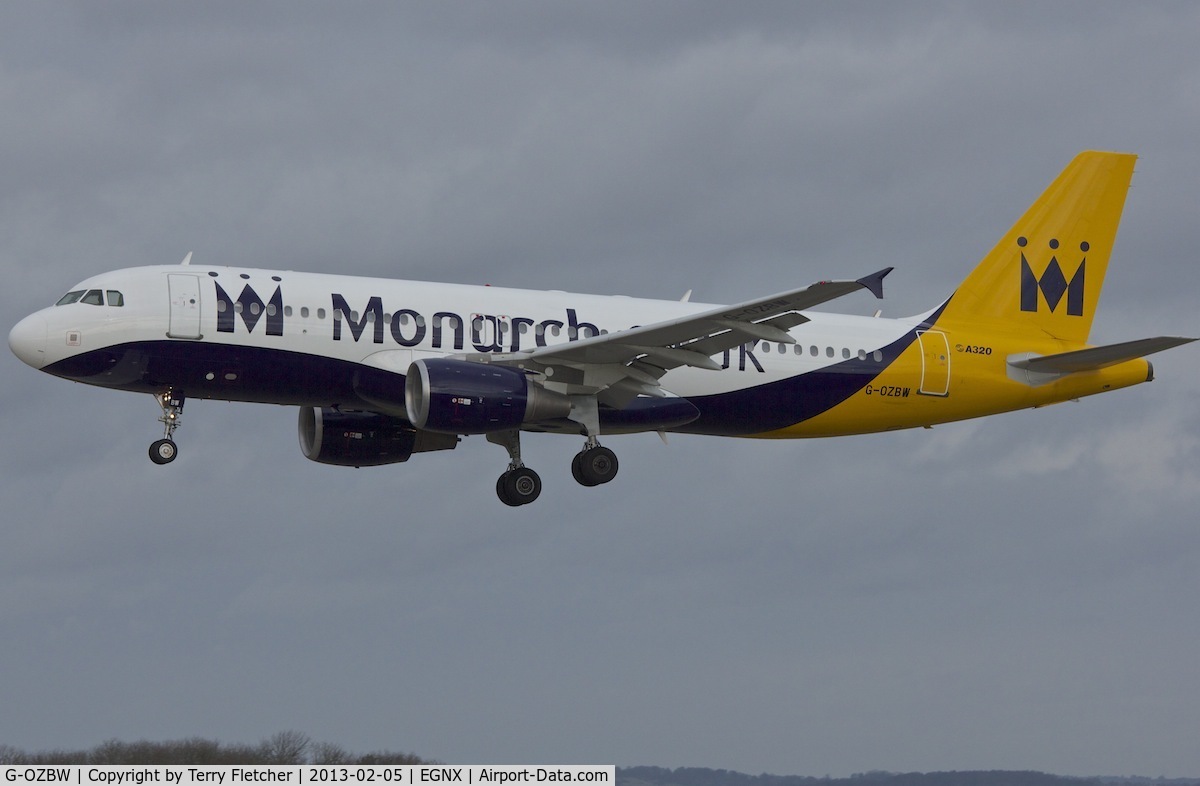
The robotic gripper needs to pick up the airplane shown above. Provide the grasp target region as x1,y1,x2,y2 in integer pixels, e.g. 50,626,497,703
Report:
8,151,1196,505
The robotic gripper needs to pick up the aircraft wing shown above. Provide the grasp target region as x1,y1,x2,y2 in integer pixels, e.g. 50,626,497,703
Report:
477,268,892,405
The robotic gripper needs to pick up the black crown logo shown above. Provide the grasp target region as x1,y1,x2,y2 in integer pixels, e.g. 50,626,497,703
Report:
1018,236,1088,317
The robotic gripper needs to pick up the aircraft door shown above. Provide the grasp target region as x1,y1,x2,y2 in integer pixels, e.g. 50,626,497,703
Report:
167,274,203,339
916,329,950,397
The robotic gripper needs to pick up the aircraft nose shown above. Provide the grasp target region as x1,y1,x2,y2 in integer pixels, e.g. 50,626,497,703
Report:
9,312,48,369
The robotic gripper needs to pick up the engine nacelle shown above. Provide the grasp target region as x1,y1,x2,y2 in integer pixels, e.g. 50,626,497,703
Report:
404,358,572,434
298,407,457,467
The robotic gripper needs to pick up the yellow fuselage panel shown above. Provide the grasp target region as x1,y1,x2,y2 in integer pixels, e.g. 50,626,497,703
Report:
761,325,1150,438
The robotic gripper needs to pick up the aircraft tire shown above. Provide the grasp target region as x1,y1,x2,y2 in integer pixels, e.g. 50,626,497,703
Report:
149,439,178,465
571,452,595,487
575,446,618,486
498,467,541,506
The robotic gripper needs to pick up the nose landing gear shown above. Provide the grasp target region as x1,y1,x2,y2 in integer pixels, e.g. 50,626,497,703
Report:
149,390,185,465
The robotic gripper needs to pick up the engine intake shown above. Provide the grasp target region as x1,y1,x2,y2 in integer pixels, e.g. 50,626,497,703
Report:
405,358,572,434
298,407,457,467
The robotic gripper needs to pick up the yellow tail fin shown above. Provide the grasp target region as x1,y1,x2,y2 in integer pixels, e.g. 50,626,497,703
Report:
938,151,1136,343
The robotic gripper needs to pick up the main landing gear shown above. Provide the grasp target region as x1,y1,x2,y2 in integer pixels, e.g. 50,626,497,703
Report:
572,441,619,487
497,465,543,507
488,430,543,507
565,396,618,490
149,390,184,465
488,430,620,506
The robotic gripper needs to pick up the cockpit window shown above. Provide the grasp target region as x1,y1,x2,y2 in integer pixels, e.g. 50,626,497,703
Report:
54,289,124,306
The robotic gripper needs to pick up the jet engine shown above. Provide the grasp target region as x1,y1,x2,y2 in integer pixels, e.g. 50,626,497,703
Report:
298,407,458,467
404,358,572,434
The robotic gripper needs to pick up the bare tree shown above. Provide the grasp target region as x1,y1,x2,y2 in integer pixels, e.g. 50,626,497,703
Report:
311,742,352,764
260,730,310,764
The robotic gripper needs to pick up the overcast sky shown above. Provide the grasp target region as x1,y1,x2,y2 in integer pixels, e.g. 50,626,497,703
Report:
3,1,1200,778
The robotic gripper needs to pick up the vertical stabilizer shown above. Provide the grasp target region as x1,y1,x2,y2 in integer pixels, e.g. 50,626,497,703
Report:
938,151,1136,343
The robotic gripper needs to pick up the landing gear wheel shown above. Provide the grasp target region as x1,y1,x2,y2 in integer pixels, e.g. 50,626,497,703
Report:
574,446,618,487
571,452,592,486
149,438,178,465
497,466,542,506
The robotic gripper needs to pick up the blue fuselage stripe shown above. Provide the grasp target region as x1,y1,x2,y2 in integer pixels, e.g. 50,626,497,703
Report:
44,315,925,437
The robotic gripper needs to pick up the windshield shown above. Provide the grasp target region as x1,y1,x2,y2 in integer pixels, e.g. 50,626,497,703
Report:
54,289,125,307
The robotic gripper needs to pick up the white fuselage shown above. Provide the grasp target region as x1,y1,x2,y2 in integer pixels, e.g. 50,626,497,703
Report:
11,264,920,430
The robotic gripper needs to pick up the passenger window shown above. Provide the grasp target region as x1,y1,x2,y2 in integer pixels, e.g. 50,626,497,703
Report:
81,289,104,306
826,347,834,358
842,348,851,359
56,291,85,306
106,291,124,307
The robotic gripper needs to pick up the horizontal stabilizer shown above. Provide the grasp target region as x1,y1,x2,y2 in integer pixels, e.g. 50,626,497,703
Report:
1009,336,1196,374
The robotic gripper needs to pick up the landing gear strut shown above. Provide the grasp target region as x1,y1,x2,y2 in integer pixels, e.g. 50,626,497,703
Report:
568,396,619,488
488,430,542,506
149,390,184,465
